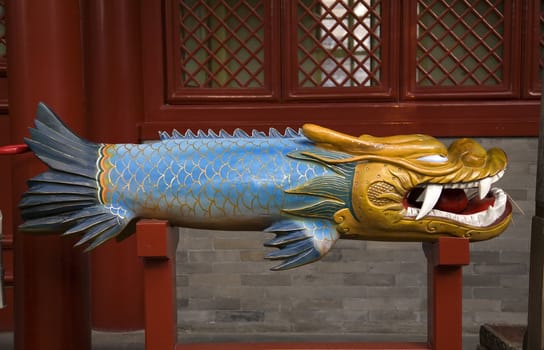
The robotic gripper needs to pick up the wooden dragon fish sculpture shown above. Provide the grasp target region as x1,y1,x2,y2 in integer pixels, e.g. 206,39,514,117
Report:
19,103,512,270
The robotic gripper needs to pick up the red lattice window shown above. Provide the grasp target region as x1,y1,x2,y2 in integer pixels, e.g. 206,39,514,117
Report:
296,1,382,87
0,1,6,74
166,0,279,101
146,0,540,137
404,0,519,98
523,1,543,97
284,0,395,100
166,0,395,102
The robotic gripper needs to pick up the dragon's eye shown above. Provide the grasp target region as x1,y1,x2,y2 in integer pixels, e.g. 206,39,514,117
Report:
416,155,448,163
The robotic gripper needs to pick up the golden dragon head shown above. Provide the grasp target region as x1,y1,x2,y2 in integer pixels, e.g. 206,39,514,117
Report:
301,124,512,242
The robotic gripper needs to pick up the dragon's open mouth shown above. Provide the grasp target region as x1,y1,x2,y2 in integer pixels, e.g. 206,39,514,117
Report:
403,170,511,227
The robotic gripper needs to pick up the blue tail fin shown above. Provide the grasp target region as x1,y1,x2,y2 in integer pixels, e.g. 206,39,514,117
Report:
19,103,135,250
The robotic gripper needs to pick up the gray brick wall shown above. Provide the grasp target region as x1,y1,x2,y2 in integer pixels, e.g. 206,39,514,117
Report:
175,137,536,342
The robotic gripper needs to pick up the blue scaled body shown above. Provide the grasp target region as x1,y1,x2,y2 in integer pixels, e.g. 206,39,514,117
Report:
20,103,355,270
100,136,332,229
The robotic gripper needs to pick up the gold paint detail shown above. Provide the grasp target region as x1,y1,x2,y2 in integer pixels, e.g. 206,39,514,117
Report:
302,123,448,159
97,144,114,205
367,181,399,207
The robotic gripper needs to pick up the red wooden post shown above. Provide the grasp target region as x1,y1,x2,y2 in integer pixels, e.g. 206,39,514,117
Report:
136,222,468,350
83,0,145,331
424,237,470,350
7,0,91,348
136,221,179,350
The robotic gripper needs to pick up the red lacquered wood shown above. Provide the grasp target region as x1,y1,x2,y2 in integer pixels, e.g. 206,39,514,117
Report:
140,0,539,138
137,221,179,350
0,144,29,155
138,101,539,139
0,152,13,331
423,237,469,350
177,343,430,350
7,0,91,348
137,222,471,350
83,0,145,331
0,286,13,330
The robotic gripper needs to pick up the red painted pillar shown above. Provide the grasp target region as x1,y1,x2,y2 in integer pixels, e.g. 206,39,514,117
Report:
82,0,145,331
136,221,179,350
424,237,470,350
7,0,91,349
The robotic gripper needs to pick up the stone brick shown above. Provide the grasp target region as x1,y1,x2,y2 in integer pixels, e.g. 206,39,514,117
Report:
399,262,426,274
188,251,216,263
320,248,343,262
189,297,241,310
470,251,501,264
315,259,371,273
462,299,501,312
241,274,292,286
291,297,343,311
215,310,265,323
462,274,500,287
214,237,264,250
188,273,241,287
264,285,366,300
177,274,189,287
176,251,188,264
500,251,530,263
213,261,271,274
239,250,266,262
178,262,213,274
178,310,214,324
290,272,344,286
472,263,527,275
500,275,529,288
241,295,282,312
474,311,527,325
501,299,529,313
344,297,425,311
395,273,427,287
367,286,423,298
343,273,395,286
369,310,420,322
473,287,528,300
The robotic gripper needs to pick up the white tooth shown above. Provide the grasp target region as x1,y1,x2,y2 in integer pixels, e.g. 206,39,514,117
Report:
416,184,443,220
416,188,425,202
466,188,479,200
479,177,492,199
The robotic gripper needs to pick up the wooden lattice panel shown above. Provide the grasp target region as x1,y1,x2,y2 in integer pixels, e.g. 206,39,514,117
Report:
539,8,544,70
0,0,5,70
416,0,506,87
178,0,266,89
295,0,383,88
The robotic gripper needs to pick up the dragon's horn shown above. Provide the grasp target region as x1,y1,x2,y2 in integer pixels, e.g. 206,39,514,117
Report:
302,124,447,159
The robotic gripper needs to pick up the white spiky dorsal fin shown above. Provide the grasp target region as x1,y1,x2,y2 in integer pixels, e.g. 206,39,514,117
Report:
158,127,304,140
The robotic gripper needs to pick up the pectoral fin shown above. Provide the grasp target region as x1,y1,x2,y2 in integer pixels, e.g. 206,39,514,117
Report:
264,219,339,270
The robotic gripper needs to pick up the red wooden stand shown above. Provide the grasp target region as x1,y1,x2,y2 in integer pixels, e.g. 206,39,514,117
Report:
136,221,469,350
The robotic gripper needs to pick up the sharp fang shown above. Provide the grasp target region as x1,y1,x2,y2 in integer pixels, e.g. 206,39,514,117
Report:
479,177,492,200
416,184,443,220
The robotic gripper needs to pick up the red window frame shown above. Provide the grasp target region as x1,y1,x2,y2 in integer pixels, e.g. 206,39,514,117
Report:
402,0,521,100
139,0,540,139
164,0,281,102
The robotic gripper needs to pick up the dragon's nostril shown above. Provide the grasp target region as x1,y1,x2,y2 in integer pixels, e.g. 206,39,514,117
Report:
449,138,487,167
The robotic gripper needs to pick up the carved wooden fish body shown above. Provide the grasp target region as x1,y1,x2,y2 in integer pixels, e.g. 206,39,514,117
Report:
20,103,512,270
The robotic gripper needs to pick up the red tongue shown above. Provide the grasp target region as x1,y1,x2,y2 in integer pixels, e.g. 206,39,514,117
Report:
435,189,468,213
435,189,495,214
463,196,495,214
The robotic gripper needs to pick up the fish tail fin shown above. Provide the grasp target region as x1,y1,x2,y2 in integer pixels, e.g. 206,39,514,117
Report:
19,102,136,250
